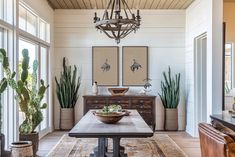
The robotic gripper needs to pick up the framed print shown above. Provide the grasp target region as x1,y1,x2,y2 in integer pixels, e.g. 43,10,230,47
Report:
122,46,148,86
92,46,119,86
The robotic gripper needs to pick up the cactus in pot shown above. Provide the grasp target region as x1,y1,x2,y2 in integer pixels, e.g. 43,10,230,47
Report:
0,48,49,155
158,67,180,130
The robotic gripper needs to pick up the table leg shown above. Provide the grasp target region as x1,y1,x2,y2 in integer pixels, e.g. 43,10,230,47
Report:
98,138,107,157
90,138,107,157
113,138,120,157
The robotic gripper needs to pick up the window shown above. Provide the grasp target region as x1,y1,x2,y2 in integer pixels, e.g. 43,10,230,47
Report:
0,0,51,149
40,46,48,130
0,26,15,150
19,5,26,30
18,1,51,140
19,3,50,43
0,0,13,24
18,38,50,136
0,27,3,47
225,43,233,93
0,0,3,20
19,5,37,36
39,20,46,41
18,39,37,126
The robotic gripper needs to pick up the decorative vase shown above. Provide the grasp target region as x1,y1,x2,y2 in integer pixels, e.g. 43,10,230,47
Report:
165,108,178,131
11,141,33,157
60,108,74,130
19,132,39,156
92,82,98,95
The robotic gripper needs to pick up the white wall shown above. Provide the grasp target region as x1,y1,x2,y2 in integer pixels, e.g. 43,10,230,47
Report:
53,10,186,130
185,0,223,136
21,0,54,133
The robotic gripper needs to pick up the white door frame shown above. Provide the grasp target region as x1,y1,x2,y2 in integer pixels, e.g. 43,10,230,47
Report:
194,33,207,136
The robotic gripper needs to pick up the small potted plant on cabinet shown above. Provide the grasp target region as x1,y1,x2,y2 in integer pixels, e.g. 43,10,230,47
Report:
0,48,49,156
55,57,80,130
159,67,180,131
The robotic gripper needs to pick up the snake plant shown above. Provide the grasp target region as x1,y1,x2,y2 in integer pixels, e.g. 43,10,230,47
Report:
158,67,180,109
55,57,80,108
0,48,49,134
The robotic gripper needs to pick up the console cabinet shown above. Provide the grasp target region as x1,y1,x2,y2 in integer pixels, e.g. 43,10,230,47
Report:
83,95,156,130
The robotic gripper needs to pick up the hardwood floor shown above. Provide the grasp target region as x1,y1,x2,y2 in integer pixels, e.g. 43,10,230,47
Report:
37,131,201,157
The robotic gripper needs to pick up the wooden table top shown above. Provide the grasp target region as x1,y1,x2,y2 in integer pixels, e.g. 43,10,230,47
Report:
69,110,153,138
210,111,235,130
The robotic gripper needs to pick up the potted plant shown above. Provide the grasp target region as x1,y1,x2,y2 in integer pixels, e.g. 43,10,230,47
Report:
158,67,180,131
55,57,80,130
0,48,49,155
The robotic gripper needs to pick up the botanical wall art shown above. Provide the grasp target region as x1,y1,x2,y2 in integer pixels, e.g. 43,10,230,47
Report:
122,46,148,86
92,46,119,86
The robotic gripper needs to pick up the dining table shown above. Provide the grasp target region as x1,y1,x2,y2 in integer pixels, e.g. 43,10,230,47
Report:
69,109,154,157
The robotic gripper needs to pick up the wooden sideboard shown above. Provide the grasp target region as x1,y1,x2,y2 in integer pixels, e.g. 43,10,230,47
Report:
83,95,156,130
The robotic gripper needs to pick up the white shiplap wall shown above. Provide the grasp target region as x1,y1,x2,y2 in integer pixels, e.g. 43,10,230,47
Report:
53,10,186,130
185,0,223,136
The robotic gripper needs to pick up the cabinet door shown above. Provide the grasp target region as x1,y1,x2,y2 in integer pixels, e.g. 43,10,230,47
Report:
131,98,153,109
108,98,130,109
84,98,107,113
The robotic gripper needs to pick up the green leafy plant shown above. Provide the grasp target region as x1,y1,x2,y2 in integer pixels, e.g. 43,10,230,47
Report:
158,67,180,109
0,48,49,134
55,57,80,108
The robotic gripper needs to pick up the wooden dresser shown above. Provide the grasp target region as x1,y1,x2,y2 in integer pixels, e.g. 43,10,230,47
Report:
83,95,156,130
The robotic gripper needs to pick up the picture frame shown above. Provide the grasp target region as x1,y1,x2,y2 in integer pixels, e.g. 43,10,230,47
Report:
122,46,148,86
92,46,119,86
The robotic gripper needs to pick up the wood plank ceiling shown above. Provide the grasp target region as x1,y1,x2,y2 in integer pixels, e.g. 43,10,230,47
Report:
47,0,195,9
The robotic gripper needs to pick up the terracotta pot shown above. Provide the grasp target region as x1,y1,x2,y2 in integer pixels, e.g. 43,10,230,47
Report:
60,108,74,130
165,108,178,131
11,141,33,157
19,132,39,156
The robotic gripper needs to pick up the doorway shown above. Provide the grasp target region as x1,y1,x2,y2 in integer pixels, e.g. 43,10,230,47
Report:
194,33,207,135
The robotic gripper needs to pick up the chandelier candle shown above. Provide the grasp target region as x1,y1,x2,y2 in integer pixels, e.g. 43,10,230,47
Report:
93,0,141,44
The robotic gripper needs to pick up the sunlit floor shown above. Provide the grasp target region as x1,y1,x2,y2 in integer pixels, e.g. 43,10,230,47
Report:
37,131,201,157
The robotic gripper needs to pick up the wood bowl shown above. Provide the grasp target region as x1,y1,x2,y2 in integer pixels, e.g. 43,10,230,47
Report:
93,112,125,124
108,88,129,96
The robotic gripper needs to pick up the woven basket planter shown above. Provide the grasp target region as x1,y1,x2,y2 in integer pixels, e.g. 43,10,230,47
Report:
60,108,75,130
19,132,39,156
11,141,33,157
165,109,178,131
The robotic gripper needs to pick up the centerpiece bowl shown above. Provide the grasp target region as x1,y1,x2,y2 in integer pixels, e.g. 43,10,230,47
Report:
93,112,126,124
108,87,129,96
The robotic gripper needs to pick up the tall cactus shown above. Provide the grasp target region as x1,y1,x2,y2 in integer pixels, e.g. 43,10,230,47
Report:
158,67,181,109
55,57,80,108
0,48,49,134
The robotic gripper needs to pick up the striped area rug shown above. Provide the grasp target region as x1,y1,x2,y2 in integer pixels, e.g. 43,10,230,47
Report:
47,134,188,157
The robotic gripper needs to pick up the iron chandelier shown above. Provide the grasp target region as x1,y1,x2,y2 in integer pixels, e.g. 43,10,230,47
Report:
93,0,141,44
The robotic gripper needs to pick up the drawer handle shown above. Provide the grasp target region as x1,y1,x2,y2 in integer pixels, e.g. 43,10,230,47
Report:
140,100,144,103
117,101,121,103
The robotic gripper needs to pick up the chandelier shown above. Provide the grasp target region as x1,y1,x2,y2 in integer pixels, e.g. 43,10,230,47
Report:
93,0,141,44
